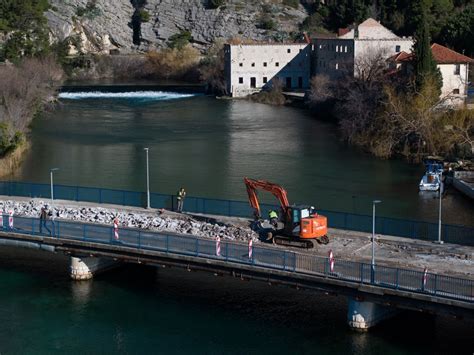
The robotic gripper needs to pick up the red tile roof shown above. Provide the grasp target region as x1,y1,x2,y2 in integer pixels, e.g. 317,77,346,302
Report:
393,43,473,64
431,43,473,63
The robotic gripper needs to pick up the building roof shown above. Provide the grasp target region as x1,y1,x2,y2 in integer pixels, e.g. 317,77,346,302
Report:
393,43,473,64
339,18,401,40
431,43,473,64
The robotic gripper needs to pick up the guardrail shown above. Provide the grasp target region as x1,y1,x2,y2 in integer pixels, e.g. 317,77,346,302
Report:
1,214,472,303
0,181,473,246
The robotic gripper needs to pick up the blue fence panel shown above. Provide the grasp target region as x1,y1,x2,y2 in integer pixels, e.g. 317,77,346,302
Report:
81,223,112,243
254,247,285,270
57,220,87,241
77,187,101,203
122,191,143,207
181,197,204,214
116,228,140,247
54,185,77,201
167,234,198,256
202,198,233,216
229,200,254,218
150,193,173,210
139,231,167,251
197,238,216,258
225,242,250,264
99,189,126,205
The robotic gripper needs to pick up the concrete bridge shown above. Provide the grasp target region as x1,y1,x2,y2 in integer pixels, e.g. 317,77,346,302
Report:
0,214,472,331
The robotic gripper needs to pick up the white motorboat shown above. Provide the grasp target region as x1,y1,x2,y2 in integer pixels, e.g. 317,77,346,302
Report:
419,171,441,191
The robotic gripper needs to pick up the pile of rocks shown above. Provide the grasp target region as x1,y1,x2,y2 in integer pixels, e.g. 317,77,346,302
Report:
0,199,258,242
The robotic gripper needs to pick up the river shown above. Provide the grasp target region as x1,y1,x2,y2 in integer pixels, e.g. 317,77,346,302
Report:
9,90,474,225
1,89,473,353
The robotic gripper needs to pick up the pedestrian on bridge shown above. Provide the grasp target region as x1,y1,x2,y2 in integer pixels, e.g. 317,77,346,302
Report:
176,187,186,213
39,207,52,236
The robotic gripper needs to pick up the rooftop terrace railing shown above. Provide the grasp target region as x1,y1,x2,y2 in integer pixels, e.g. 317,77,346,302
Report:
0,181,473,246
1,214,473,303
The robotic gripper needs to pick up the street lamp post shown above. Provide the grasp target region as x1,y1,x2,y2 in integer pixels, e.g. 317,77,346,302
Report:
371,200,382,283
50,168,59,208
144,148,150,209
435,173,444,244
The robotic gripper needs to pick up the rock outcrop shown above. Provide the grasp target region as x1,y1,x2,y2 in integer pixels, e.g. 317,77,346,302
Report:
46,0,308,54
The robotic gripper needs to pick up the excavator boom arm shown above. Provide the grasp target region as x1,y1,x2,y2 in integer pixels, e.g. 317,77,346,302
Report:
244,177,290,218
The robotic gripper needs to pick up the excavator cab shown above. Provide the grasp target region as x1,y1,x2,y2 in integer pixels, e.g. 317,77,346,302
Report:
286,205,328,241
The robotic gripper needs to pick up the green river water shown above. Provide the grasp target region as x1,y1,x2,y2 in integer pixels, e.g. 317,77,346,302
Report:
0,91,473,353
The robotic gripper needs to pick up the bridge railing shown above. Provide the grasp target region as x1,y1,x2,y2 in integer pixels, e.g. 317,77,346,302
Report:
2,214,473,303
0,181,472,246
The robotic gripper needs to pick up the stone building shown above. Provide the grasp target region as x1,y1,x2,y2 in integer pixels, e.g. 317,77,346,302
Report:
224,43,312,97
312,18,413,79
391,43,473,107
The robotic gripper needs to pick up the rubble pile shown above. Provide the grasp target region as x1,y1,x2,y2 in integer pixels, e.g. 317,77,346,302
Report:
0,200,258,242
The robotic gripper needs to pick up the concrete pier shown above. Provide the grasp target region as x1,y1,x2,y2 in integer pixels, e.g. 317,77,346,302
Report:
347,297,399,330
70,256,119,280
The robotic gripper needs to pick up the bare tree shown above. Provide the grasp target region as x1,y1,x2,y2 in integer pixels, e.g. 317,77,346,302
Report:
0,56,64,155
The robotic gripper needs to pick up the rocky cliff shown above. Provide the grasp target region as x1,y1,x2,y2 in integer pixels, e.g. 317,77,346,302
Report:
46,0,308,54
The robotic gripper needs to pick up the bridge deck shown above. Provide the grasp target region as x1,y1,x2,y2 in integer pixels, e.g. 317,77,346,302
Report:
1,195,473,280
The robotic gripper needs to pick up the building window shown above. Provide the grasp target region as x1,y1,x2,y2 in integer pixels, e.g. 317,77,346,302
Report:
276,62,279,67
345,46,348,53
251,63,255,67
335,63,339,70
263,62,267,67
287,48,291,53
250,77,256,88
336,45,339,52
238,77,243,84
454,64,460,75
239,63,243,67
319,45,322,49
395,45,401,52
263,77,268,84
453,88,460,94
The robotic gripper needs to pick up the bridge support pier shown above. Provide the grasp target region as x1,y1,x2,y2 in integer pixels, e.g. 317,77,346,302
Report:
70,256,119,280
347,297,399,330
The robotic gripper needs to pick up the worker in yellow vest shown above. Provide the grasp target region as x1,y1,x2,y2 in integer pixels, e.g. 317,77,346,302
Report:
176,187,186,212
268,209,278,228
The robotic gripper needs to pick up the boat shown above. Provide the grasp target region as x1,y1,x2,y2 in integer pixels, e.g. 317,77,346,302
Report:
419,162,443,191
419,171,441,191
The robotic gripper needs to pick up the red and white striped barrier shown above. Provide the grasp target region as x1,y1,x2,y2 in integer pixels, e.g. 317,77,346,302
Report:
423,268,428,287
216,236,221,256
248,239,253,259
8,210,14,229
113,218,119,240
328,249,334,272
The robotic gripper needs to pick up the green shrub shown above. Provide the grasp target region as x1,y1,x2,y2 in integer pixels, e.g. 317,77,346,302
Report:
139,9,150,22
257,14,277,30
283,0,299,9
76,0,101,19
167,30,193,49
209,0,226,9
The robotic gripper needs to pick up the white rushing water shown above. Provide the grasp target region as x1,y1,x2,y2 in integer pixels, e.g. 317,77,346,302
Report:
59,91,196,100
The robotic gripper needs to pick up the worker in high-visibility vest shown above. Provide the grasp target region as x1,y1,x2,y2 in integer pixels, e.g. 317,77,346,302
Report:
176,187,186,213
268,210,278,228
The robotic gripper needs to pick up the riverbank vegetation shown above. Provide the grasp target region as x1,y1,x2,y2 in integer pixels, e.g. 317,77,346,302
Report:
0,57,64,158
249,79,287,106
309,6,473,161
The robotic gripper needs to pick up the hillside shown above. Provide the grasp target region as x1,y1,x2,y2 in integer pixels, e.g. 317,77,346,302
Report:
46,0,309,55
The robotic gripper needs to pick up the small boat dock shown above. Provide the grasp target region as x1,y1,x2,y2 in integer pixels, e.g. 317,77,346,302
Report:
452,171,474,200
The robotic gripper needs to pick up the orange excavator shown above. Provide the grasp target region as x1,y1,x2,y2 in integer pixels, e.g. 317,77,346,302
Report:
244,177,329,248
